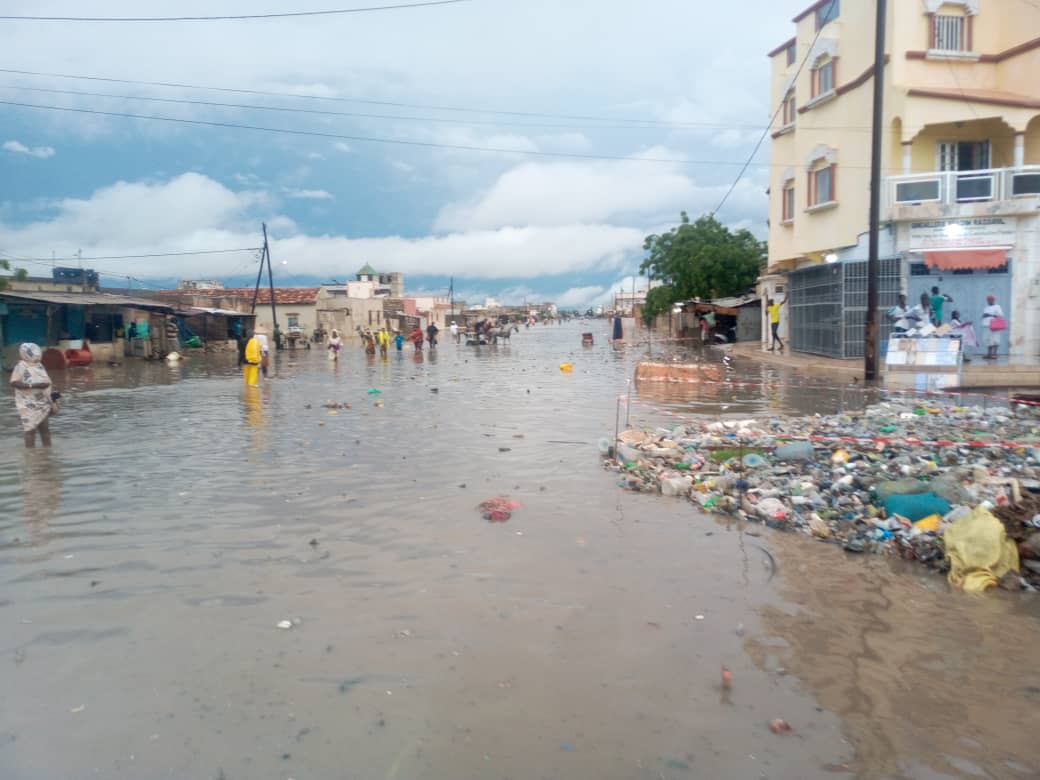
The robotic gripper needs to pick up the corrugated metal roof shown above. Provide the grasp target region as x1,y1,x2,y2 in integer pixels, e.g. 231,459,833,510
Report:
0,289,175,311
154,287,319,305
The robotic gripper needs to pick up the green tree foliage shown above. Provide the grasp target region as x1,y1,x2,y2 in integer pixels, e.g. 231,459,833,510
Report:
0,259,28,290
640,212,765,322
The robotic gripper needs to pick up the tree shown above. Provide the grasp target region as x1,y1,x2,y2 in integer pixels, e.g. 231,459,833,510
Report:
640,212,765,322
0,259,28,290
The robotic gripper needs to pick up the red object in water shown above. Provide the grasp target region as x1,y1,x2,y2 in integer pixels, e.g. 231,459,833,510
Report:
41,348,68,372
721,666,732,690
64,339,93,367
581,332,594,346
478,497,522,523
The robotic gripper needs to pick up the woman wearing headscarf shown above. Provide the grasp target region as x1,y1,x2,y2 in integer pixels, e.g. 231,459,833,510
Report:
9,343,55,447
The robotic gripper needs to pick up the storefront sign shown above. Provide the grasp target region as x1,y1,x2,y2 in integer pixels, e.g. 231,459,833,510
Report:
909,217,1017,250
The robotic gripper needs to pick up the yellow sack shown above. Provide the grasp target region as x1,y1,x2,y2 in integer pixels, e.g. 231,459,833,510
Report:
944,506,1019,593
244,336,261,365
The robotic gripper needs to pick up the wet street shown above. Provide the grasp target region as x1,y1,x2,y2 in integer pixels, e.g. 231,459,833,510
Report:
2,322,1038,780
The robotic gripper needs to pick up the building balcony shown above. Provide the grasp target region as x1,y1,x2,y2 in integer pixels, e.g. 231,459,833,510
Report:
886,166,1040,219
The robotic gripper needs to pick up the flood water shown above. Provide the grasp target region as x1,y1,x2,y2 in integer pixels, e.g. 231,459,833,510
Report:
1,322,1038,779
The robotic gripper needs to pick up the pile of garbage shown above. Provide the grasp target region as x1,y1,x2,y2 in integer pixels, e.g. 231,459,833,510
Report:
606,400,1040,591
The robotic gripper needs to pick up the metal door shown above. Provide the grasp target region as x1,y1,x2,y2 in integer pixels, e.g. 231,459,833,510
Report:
910,264,1012,357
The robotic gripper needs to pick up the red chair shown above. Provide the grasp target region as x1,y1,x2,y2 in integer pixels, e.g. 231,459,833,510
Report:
64,339,93,367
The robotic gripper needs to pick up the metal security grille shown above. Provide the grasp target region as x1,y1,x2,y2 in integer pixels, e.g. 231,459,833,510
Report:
788,258,901,359
788,264,843,357
934,15,965,51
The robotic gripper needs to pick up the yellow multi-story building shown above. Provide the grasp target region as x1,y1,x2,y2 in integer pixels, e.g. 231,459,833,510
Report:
765,0,1040,360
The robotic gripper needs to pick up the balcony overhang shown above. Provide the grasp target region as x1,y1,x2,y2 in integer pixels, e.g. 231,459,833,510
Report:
907,87,1040,112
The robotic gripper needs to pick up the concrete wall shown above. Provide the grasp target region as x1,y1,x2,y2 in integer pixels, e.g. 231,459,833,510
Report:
252,304,316,336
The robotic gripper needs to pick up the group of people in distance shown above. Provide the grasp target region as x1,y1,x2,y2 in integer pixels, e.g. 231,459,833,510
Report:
322,320,447,362
888,287,1005,361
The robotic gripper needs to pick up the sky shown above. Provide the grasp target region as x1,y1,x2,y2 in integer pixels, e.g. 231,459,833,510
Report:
0,0,810,308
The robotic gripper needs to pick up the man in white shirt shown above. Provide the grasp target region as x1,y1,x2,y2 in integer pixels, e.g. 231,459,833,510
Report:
449,321,459,344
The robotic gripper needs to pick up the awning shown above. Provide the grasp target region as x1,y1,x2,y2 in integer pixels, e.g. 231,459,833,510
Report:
924,249,1007,271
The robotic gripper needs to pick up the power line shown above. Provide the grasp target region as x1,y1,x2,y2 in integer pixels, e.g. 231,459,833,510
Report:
711,0,839,217
0,98,894,168
0,82,891,134
0,0,470,23
5,248,261,262
0,67,744,130
0,98,764,167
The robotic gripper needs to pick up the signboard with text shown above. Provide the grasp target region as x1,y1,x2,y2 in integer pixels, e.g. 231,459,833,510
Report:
908,217,1017,250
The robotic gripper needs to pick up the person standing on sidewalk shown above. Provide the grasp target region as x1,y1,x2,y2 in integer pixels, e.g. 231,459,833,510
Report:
767,297,786,353
981,294,1005,360
929,286,952,326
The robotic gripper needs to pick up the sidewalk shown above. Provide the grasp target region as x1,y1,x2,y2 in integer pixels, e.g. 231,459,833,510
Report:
728,342,1040,389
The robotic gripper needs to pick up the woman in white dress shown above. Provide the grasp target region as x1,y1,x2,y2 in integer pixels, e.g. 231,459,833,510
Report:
980,294,1004,360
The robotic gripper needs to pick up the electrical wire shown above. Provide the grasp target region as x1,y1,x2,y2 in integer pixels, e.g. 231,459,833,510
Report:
5,248,262,263
0,1,470,23
711,0,840,216
0,98,769,167
0,67,755,130
0,82,893,134
0,98,895,168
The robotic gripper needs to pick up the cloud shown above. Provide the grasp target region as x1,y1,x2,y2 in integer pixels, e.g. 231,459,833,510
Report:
435,150,700,232
333,142,353,153
555,285,606,308
286,188,334,200
0,172,645,281
3,140,56,159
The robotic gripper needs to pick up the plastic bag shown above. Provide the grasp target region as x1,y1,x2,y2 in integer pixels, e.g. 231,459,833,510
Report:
944,506,1019,593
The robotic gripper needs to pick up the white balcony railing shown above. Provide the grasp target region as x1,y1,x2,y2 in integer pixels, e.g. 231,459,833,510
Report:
888,166,1040,208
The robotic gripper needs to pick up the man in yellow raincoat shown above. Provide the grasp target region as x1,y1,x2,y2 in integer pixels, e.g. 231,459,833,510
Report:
243,330,262,386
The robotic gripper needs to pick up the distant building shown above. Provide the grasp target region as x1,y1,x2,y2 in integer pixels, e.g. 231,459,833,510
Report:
613,290,648,315
315,284,386,337
355,263,404,297
154,287,320,336
178,280,225,291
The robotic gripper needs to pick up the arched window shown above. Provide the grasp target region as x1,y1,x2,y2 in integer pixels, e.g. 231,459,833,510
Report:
806,146,839,210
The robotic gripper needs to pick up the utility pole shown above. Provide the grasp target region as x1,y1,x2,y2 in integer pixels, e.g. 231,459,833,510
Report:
864,0,887,381
250,223,280,347
449,276,454,317
262,223,279,349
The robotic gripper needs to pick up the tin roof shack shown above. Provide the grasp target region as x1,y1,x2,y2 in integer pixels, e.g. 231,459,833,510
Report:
0,289,176,368
678,296,761,343
153,287,320,342
177,307,255,353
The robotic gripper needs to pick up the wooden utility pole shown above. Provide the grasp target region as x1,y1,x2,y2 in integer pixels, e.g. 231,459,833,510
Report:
864,0,887,381
250,223,280,348
262,223,279,348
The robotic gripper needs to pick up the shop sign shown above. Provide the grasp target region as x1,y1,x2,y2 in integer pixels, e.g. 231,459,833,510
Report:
909,217,1017,250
